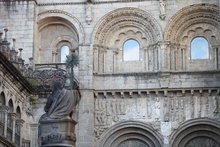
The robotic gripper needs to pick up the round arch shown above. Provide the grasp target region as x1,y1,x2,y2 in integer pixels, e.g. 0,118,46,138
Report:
8,99,14,113
164,4,220,42
38,10,85,44
92,7,163,46
0,92,6,105
16,106,21,119
170,118,220,147
97,121,163,147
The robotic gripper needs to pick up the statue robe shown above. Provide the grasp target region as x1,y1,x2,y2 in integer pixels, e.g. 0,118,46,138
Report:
41,89,80,120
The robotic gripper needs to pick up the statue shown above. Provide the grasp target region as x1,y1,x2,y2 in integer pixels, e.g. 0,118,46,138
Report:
38,69,80,147
40,81,80,121
159,0,166,20
86,5,93,25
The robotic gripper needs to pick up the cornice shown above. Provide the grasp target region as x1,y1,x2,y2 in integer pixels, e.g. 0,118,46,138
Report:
94,87,220,97
94,70,220,77
0,52,34,94
0,0,37,4
37,0,155,6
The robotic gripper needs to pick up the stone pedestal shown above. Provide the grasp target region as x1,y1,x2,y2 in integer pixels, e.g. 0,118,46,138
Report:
39,119,77,147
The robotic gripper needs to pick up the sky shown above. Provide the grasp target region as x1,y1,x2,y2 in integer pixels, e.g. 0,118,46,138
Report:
61,45,70,63
191,37,209,60
123,40,140,61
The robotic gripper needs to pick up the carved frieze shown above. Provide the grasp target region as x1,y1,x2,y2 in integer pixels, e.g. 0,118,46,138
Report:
94,89,220,138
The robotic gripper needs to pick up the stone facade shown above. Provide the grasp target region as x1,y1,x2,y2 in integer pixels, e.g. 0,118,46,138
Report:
0,51,34,147
0,0,220,147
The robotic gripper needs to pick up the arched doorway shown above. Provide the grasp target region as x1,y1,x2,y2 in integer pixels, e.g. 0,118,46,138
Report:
97,121,163,147
170,118,220,147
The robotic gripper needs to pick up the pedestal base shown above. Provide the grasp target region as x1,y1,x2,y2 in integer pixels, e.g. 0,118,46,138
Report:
39,119,77,147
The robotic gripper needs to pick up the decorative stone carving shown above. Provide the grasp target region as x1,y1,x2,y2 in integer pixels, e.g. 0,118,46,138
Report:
32,68,67,89
159,0,166,20
39,119,77,147
86,4,93,25
95,98,126,127
93,7,162,45
170,118,220,147
164,4,220,42
213,96,219,115
97,121,163,147
163,96,169,122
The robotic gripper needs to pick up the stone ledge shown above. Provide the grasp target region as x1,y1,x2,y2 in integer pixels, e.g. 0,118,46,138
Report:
94,70,220,76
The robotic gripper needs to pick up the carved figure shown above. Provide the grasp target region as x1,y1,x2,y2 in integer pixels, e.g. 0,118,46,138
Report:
40,81,80,121
86,5,93,25
159,0,166,20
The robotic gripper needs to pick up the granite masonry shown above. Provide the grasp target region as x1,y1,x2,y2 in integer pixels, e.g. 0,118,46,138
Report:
0,0,220,147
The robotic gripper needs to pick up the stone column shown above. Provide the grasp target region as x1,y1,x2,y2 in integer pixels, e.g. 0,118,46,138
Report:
105,48,113,72
16,119,25,147
93,47,98,73
77,90,94,147
0,105,9,137
113,50,118,72
10,113,17,143
158,41,169,71
213,45,220,70
143,47,148,71
30,123,39,147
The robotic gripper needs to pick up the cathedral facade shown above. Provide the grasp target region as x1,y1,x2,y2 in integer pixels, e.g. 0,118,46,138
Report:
0,0,220,147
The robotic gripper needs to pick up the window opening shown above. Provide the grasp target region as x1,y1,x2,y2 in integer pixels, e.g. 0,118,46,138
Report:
60,45,70,63
191,37,209,60
123,40,140,61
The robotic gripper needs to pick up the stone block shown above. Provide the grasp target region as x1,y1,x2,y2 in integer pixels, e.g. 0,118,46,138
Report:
39,119,77,147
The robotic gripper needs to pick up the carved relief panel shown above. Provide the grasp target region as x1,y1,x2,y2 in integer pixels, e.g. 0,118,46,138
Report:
94,89,220,139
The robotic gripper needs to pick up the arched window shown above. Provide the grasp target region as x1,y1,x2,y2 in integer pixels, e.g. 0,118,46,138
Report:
60,45,70,63
7,99,14,141
123,39,140,61
191,37,209,60
16,106,21,119
8,99,13,113
0,92,5,105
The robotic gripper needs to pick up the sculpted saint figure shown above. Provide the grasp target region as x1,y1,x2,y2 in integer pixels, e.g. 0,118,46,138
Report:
160,0,166,15
159,0,166,20
40,81,80,121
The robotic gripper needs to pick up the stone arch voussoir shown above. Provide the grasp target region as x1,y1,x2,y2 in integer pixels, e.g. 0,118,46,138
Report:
98,121,163,147
92,7,163,46
38,10,85,44
170,118,220,147
164,4,220,43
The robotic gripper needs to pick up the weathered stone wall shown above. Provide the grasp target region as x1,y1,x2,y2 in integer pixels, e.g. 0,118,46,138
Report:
1,0,220,147
0,1,35,62
0,57,34,146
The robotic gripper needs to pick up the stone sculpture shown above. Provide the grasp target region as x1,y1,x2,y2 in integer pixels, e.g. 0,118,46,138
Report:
38,71,80,147
159,0,166,20
40,81,80,121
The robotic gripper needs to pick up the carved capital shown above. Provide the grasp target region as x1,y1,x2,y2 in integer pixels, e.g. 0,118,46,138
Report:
0,105,9,112
8,113,17,120
16,119,25,127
